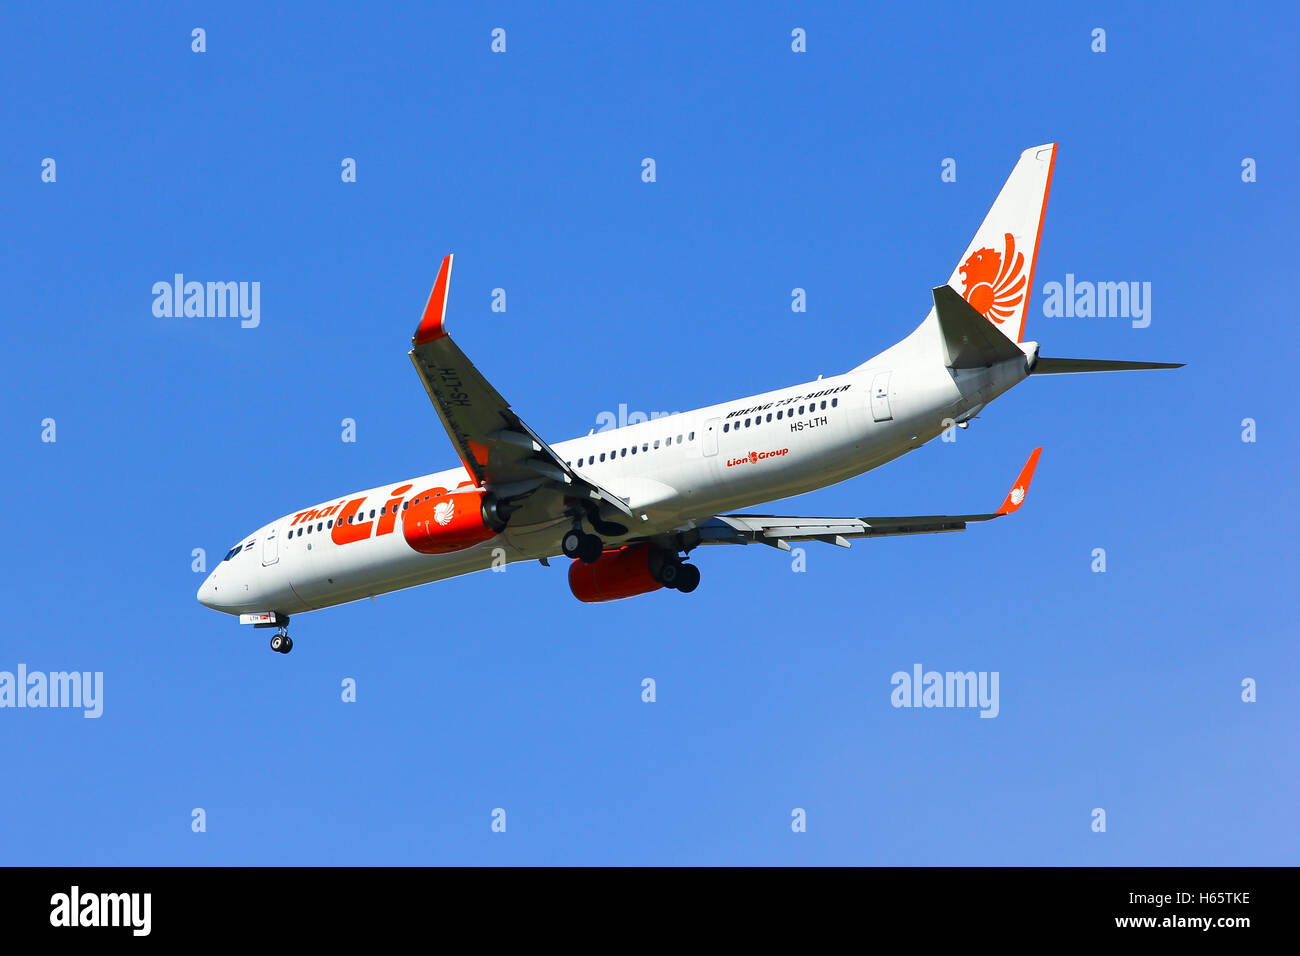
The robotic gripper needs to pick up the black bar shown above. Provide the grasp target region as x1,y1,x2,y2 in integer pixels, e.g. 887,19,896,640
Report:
0,866,1279,941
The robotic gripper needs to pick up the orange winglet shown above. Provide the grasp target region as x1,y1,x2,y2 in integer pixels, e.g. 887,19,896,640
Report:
995,447,1042,515
413,254,454,346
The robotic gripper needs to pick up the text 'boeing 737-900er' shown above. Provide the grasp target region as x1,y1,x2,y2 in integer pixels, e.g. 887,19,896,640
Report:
198,143,1181,653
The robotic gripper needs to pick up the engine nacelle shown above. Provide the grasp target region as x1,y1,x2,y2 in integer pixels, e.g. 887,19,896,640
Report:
403,487,507,555
568,543,664,603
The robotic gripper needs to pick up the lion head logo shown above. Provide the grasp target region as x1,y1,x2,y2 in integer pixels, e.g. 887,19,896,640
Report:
959,232,1027,325
433,499,455,526
1009,486,1025,506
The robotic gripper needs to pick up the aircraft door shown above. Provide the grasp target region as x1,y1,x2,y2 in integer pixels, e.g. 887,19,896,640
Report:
262,529,279,566
871,372,894,422
703,418,719,456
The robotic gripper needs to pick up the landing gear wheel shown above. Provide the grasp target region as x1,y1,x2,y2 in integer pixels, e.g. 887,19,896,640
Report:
282,636,294,653
658,561,681,588
577,533,603,564
561,529,584,559
270,634,285,653
676,563,701,593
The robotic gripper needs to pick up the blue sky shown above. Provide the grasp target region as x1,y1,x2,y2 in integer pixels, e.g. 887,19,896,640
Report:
2,2,1295,865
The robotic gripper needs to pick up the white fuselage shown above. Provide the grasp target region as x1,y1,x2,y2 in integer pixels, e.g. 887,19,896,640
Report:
197,330,1030,617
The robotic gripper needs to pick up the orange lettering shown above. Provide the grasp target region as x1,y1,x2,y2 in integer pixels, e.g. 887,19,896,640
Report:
331,498,373,545
376,484,415,537
377,498,404,535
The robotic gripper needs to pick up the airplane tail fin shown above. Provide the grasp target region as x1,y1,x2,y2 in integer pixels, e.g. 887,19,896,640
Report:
931,145,1183,377
944,143,1057,345
859,144,1182,378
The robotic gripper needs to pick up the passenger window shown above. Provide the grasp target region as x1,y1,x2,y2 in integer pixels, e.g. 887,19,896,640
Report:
600,453,606,462
630,446,637,455
677,435,682,443
369,510,375,519
723,424,729,433
621,448,627,457
820,401,827,410
798,405,805,415
327,519,333,528
642,443,648,452
306,525,312,534
654,440,661,448
832,398,838,407
689,432,694,441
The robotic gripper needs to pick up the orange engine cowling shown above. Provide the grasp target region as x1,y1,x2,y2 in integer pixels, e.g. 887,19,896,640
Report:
568,543,664,603
403,487,505,555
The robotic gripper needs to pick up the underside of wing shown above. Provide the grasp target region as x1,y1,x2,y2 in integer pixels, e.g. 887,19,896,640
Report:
408,255,633,529
692,448,1042,550
698,513,984,549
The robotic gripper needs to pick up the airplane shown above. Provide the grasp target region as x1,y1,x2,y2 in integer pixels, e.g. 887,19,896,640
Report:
198,143,1181,653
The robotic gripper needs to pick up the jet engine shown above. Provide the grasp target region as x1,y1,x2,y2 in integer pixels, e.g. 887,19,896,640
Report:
403,487,511,555
567,543,666,603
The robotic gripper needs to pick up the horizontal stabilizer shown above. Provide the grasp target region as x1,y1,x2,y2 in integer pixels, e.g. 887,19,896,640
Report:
932,285,1025,369
1032,357,1184,374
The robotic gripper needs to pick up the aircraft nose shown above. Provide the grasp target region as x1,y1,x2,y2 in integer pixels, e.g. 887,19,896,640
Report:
197,571,221,610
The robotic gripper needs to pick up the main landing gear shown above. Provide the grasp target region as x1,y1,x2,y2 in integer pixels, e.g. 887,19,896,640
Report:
649,549,701,594
561,527,603,564
561,500,631,564
270,626,293,654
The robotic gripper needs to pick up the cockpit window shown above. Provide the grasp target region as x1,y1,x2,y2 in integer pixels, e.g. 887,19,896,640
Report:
222,544,243,561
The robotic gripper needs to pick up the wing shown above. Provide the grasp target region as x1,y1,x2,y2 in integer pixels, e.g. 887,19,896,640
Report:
694,448,1042,550
408,255,633,526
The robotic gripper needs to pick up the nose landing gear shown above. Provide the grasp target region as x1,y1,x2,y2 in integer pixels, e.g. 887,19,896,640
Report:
270,626,293,654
